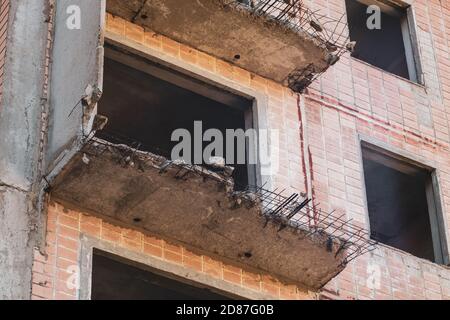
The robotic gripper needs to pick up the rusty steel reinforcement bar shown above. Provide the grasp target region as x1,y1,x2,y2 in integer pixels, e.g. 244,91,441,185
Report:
224,0,353,93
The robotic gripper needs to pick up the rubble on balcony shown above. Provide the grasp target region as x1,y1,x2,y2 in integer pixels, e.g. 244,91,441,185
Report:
49,137,377,290
106,0,351,93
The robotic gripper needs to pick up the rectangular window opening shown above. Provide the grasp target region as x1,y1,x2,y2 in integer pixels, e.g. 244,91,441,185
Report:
345,0,420,83
97,45,256,190
91,249,234,300
362,144,447,264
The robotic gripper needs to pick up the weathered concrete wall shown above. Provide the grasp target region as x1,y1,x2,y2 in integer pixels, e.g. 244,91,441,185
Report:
0,0,51,299
0,188,32,299
45,0,105,172
0,0,49,190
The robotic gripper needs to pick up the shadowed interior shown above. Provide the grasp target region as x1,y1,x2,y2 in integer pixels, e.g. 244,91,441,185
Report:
362,147,435,262
97,57,253,189
91,250,232,300
345,0,410,80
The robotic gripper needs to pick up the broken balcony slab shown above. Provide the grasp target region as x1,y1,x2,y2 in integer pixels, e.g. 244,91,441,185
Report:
106,0,336,91
50,139,371,290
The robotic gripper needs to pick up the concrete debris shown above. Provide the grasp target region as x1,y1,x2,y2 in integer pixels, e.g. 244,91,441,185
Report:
346,41,357,53
82,153,90,165
92,114,109,132
207,156,226,168
206,156,235,177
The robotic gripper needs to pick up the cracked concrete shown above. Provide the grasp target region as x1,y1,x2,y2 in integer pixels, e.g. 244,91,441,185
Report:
0,0,52,299
50,139,346,290
0,180,28,194
107,0,330,85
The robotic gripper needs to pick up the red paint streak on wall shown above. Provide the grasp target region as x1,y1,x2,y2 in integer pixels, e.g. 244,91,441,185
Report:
307,146,318,224
297,94,309,196
297,94,318,226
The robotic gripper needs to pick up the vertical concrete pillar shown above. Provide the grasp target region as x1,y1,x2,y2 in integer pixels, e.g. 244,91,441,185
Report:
0,0,51,299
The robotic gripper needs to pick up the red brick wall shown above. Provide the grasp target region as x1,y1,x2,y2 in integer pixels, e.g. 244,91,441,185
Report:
302,0,450,300
0,0,10,103
31,202,312,300
34,0,450,300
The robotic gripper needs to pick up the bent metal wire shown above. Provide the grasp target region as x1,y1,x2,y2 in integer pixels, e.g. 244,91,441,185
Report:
223,0,352,93
239,185,378,266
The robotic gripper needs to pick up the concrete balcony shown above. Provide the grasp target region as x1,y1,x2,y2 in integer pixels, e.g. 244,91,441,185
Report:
50,139,376,291
106,0,349,93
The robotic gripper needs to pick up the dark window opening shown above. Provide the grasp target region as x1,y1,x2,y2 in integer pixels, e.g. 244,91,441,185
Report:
345,0,418,81
97,48,255,190
362,144,445,263
91,250,233,300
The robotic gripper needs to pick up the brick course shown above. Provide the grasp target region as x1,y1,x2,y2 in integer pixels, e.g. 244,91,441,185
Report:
31,202,312,300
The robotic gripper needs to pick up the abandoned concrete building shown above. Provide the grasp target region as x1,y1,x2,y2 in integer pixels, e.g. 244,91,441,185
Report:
1,0,450,300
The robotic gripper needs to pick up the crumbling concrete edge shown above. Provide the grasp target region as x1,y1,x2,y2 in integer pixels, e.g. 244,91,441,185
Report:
51,137,349,289
78,234,317,300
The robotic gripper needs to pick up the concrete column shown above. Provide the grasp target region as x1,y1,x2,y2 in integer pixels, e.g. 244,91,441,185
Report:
0,0,51,299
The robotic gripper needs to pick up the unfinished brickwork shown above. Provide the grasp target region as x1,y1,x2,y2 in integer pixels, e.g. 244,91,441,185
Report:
32,0,450,300
303,0,450,300
0,0,9,104
31,202,313,300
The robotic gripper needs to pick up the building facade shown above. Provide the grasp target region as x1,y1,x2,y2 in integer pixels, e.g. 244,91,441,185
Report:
1,0,450,300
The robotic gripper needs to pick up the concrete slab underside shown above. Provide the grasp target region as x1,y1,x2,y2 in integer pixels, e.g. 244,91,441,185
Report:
50,141,345,290
106,0,329,84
